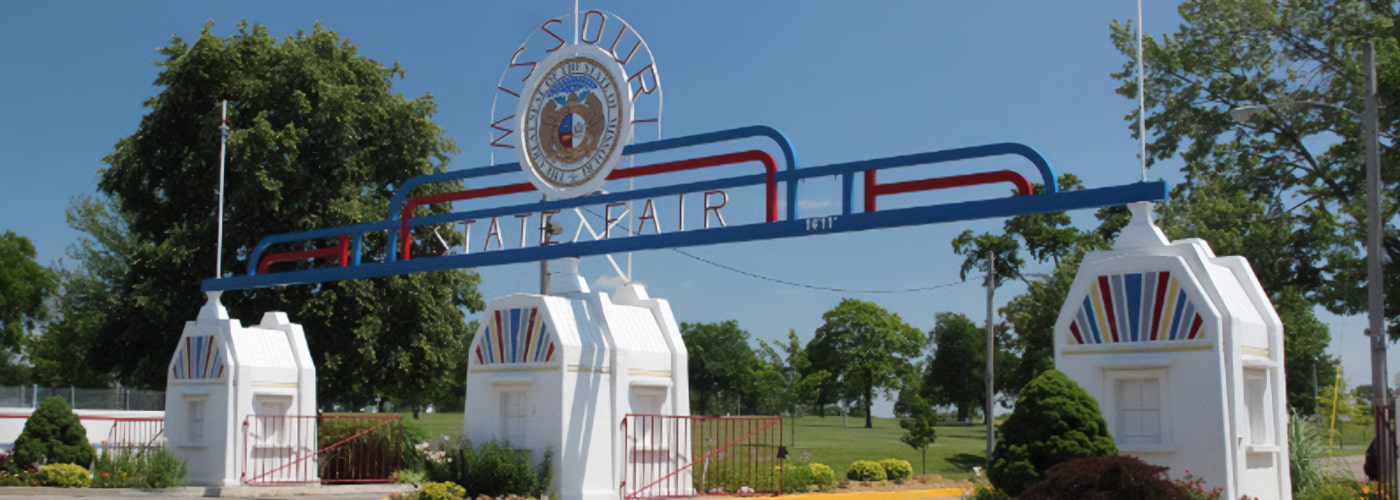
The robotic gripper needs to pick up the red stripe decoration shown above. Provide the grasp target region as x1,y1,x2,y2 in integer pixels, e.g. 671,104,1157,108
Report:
1150,271,1170,340
1098,276,1120,342
546,343,555,362
1188,314,1203,339
1068,321,1085,345
522,309,538,362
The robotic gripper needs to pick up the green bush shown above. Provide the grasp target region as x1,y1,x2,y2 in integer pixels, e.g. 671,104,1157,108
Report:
398,417,429,473
845,460,887,482
1288,411,1324,493
809,462,835,490
13,397,95,468
144,448,186,488
38,463,89,487
879,458,913,481
780,462,814,493
406,481,467,500
420,437,547,498
988,370,1117,497
1295,478,1367,500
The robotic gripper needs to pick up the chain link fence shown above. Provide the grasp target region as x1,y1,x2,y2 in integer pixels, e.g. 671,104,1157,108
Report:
0,385,164,411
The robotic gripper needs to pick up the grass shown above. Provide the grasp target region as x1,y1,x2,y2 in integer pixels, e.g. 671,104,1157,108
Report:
398,412,990,481
785,415,988,480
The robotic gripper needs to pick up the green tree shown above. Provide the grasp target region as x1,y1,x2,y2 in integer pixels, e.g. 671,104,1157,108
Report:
91,22,483,405
681,320,760,415
29,197,137,389
988,369,1117,497
1111,0,1399,337
922,312,983,422
898,395,938,475
807,299,925,429
0,230,55,378
12,396,95,467
755,330,828,439
999,254,1082,397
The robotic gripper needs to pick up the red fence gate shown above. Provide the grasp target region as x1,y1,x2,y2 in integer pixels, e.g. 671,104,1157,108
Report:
622,414,783,499
242,414,402,485
106,417,165,455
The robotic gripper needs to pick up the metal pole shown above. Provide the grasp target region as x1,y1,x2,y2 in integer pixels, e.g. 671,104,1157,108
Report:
216,100,229,278
1365,41,1387,409
985,251,996,464
1364,41,1394,497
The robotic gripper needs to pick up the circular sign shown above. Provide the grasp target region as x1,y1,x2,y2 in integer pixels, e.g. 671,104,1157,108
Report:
517,45,634,199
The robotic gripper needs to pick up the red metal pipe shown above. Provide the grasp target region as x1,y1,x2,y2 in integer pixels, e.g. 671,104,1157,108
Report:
864,169,1034,212
258,235,350,274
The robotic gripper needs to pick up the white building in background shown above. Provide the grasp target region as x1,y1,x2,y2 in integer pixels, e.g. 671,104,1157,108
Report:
164,292,317,486
462,258,691,500
1054,203,1291,500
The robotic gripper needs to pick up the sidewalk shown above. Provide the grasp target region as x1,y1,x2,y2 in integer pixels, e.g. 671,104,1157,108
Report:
0,483,416,499
780,488,968,500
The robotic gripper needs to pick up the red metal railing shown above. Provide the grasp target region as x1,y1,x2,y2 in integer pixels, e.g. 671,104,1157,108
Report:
242,414,402,485
106,417,165,455
864,169,1033,212
621,414,783,499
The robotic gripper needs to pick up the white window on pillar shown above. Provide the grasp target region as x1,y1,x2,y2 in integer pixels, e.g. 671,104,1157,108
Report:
254,395,293,446
186,396,207,443
500,389,528,446
1244,369,1274,448
1105,368,1169,450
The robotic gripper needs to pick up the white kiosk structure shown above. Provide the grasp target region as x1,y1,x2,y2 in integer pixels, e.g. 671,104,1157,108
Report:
1054,203,1290,499
463,258,691,500
164,292,318,486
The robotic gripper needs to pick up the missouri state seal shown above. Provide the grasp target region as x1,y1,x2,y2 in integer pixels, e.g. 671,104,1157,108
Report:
517,45,634,200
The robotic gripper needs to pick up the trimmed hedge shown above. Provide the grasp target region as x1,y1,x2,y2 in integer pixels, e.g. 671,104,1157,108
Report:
879,458,913,481
846,460,887,482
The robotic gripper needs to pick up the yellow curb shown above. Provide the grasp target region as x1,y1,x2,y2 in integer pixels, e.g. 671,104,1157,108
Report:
780,487,968,499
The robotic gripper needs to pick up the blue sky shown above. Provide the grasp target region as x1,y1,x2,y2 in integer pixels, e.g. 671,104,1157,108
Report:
1,1,1389,414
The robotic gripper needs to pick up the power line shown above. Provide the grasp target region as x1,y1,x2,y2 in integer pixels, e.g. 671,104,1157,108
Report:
670,247,970,294
577,206,969,294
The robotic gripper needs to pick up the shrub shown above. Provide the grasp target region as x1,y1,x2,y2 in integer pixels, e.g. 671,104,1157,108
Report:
38,463,90,487
398,417,429,473
0,469,38,486
780,462,814,493
1295,477,1368,500
467,441,538,497
879,458,913,481
406,481,467,500
988,370,1117,496
1287,411,1324,493
13,397,95,468
144,448,186,488
846,460,887,482
809,462,835,490
1018,455,1184,500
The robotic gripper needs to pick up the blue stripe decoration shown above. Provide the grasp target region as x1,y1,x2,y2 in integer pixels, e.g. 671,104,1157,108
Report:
476,307,556,365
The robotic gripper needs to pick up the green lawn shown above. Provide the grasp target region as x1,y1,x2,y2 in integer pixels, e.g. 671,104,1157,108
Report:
397,412,989,480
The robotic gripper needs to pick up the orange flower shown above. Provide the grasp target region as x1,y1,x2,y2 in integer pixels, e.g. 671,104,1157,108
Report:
101,472,109,478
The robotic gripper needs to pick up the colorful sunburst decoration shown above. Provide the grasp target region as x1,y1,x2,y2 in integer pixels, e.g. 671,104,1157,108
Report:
476,307,556,365
1067,271,1205,345
171,335,226,380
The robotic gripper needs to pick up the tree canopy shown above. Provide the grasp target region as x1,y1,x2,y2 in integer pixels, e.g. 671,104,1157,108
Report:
1113,0,1399,336
82,21,482,409
0,231,54,357
681,320,761,415
807,299,924,429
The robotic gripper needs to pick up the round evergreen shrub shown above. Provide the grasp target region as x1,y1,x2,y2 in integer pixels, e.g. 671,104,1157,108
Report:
879,458,913,481
988,369,1116,496
1018,455,1184,499
808,463,835,490
38,463,90,487
13,397,95,468
845,460,887,482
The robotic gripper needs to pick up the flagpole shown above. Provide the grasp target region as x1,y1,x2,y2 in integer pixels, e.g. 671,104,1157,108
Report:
216,100,229,278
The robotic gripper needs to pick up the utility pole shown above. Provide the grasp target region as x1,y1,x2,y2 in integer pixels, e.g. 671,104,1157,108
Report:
985,251,996,465
1363,40,1395,496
